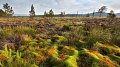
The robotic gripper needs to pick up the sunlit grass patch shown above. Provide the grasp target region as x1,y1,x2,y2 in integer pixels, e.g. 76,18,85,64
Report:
14,26,36,35
0,28,14,37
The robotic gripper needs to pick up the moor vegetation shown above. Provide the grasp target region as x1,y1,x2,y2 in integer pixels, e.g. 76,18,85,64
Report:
0,17,119,67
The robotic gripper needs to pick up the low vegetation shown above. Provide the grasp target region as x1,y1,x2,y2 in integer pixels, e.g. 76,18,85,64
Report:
0,17,119,67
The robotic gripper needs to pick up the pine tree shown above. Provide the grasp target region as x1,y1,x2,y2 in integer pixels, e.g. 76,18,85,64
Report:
86,13,90,17
60,12,64,17
44,11,48,17
3,3,14,16
49,9,54,17
29,4,35,17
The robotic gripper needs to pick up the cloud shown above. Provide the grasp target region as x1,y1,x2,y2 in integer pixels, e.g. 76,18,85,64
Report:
0,0,120,14
55,0,77,4
88,0,120,13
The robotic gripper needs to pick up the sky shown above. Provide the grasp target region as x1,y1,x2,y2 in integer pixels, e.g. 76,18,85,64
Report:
0,0,120,15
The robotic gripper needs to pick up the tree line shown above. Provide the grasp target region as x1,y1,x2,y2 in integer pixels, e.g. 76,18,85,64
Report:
2,3,116,18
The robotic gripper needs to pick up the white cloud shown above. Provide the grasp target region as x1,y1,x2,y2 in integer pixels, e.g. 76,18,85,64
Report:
0,0,120,14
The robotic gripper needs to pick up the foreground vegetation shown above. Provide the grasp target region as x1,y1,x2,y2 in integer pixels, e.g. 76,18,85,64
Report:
0,17,119,67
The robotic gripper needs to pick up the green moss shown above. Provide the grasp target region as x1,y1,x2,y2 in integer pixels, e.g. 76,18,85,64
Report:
64,56,78,67
62,47,79,67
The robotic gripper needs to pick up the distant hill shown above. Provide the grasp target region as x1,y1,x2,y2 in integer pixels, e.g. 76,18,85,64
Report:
66,12,120,17
65,12,108,17
116,13,120,16
14,14,29,16
14,12,120,17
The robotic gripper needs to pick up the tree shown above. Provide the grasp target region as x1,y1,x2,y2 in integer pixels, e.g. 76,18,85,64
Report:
60,12,65,17
86,13,90,17
3,3,8,14
44,9,54,17
8,7,14,15
98,6,107,17
3,3,14,16
107,10,116,18
29,4,35,17
92,10,95,17
44,11,49,17
49,9,54,17
44,11,47,16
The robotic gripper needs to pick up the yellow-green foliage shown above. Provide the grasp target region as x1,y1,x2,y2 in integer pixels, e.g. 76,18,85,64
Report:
0,18,120,67
47,45,79,67
39,38,52,46
57,36,67,43
86,52,100,60
1,44,12,58
62,46,79,67
21,34,32,44
31,64,39,67
31,52,39,57
79,48,119,67
29,39,38,46
0,28,14,37
16,50,22,59
108,54,120,63
62,46,79,56
52,35,67,44
47,45,58,58
64,56,78,67
79,48,100,61
0,26,36,37
61,46,75,56
96,42,120,54
47,45,61,66
14,26,36,35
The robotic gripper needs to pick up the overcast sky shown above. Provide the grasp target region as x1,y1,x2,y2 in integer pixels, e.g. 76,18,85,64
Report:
0,0,120,15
